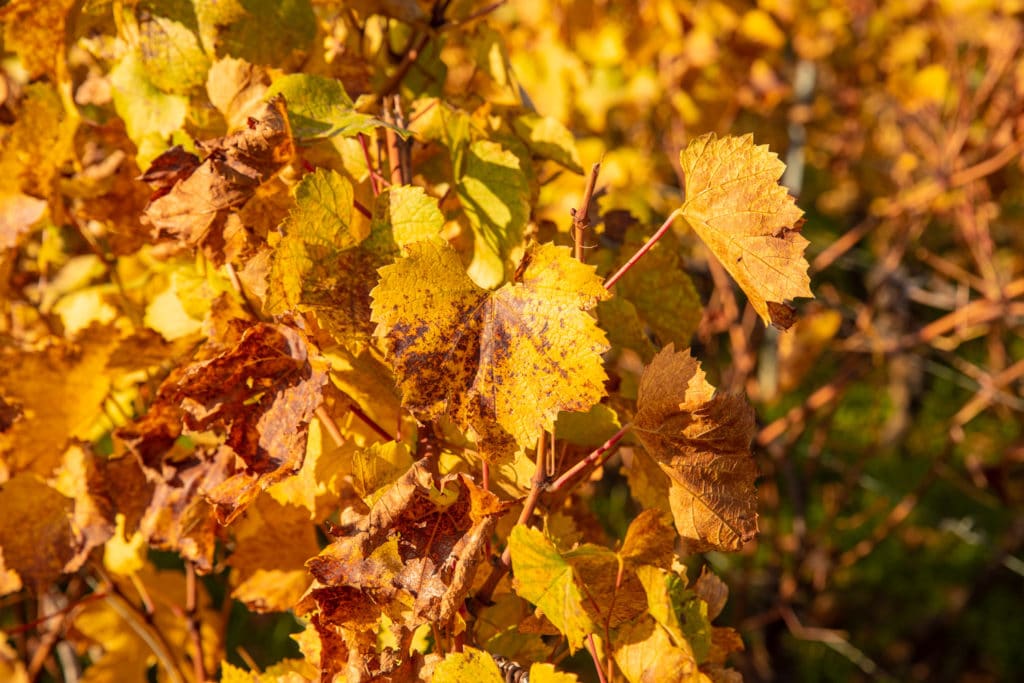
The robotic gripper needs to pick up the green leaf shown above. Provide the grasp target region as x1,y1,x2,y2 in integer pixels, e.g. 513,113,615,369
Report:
432,646,504,683
194,0,316,68
109,52,188,166
364,185,445,256
509,525,597,653
513,112,583,174
457,140,532,289
266,73,399,140
127,0,210,94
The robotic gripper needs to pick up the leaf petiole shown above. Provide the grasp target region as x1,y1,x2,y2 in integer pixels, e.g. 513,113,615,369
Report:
602,209,682,290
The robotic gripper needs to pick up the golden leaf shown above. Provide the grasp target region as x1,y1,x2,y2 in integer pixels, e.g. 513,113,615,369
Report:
633,345,758,552
679,133,812,329
371,241,609,459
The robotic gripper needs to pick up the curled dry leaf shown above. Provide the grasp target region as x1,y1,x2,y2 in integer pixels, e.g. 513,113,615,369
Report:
679,133,812,329
141,95,293,261
370,241,609,459
117,321,327,532
302,459,505,680
633,344,758,552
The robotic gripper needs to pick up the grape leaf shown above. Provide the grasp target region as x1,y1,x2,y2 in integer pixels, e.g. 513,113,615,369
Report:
433,647,505,683
633,344,758,552
266,73,398,140
370,241,609,459
303,461,504,680
207,57,271,130
0,475,83,591
117,321,327,525
0,0,76,79
194,0,316,68
109,52,189,167
613,616,701,683
141,95,293,261
508,526,598,653
126,0,211,95
457,140,532,289
678,133,811,329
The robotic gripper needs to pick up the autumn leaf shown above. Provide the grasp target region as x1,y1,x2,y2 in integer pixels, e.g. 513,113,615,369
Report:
266,73,398,140
457,140,532,288
678,133,812,329
508,525,598,653
141,95,294,261
303,461,504,680
117,321,327,526
371,240,609,459
433,647,505,683
633,344,758,552
613,616,701,683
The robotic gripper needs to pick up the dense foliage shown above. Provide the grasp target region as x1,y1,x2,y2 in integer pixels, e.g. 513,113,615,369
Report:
1,1,1023,682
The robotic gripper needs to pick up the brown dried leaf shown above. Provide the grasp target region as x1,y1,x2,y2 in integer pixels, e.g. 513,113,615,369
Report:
0,474,83,590
141,95,293,262
633,344,758,552
304,460,505,680
117,321,327,527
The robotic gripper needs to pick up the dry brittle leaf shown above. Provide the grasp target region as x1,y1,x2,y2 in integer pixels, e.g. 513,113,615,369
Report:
371,241,609,459
141,95,293,262
633,344,758,552
117,321,327,527
612,615,700,683
303,460,504,680
679,133,812,329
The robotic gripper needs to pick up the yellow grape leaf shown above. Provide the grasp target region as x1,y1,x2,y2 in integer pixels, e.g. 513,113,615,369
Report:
619,509,676,570
432,647,505,683
123,0,211,94
0,325,116,476
613,616,701,683
194,0,316,69
222,660,316,683
633,344,758,552
508,525,598,653
371,241,609,459
679,133,811,329
207,57,271,130
0,0,76,79
0,638,28,683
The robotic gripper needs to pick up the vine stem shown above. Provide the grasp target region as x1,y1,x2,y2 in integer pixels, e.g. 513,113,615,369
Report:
603,209,682,290
184,561,207,683
572,161,602,263
547,424,630,492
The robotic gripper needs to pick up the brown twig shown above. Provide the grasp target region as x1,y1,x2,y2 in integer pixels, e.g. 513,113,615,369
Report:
548,424,630,492
184,561,207,683
572,161,601,263
378,33,432,97
603,209,681,290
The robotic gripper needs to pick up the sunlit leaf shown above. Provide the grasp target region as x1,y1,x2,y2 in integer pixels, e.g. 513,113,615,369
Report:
679,133,811,329
371,240,609,459
433,647,505,683
508,525,598,653
266,73,398,139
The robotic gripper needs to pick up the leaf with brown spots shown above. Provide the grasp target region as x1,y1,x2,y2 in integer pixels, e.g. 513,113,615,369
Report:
679,133,812,329
370,241,610,459
141,95,293,262
302,460,505,680
633,344,758,552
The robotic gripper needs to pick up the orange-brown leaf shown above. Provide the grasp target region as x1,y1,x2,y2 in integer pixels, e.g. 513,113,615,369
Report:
633,344,758,552
141,95,293,262
679,133,812,329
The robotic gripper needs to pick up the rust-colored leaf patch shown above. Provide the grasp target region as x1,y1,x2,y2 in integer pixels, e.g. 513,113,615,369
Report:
141,95,293,262
117,321,327,529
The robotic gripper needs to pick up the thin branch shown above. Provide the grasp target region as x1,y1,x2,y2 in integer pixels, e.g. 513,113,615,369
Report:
315,405,347,447
572,161,601,263
548,424,630,492
378,32,432,97
184,561,207,683
585,633,609,683
603,209,681,290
